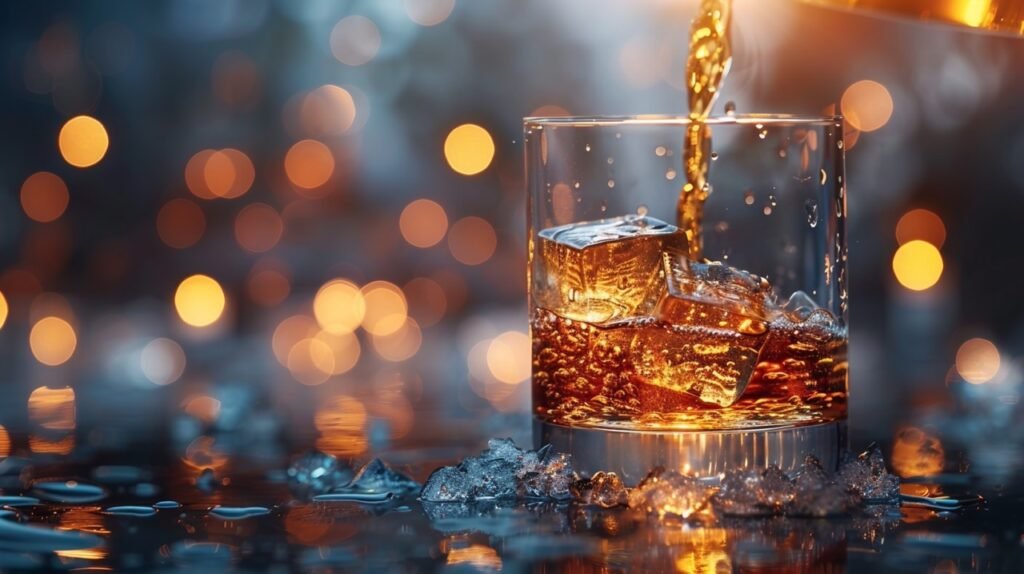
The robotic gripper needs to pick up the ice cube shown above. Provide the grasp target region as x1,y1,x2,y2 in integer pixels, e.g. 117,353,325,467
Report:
627,467,713,519
345,458,420,495
713,465,796,516
633,256,772,406
534,215,688,324
286,450,353,497
571,471,627,507
838,444,900,504
420,440,576,502
420,466,471,502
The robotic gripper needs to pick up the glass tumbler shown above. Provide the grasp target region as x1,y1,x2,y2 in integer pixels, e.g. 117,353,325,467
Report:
525,115,848,482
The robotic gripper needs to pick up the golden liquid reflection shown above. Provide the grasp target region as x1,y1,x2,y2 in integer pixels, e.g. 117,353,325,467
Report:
183,435,229,470
892,427,946,477
56,506,109,563
29,434,75,455
442,536,503,570
28,386,76,430
314,395,368,457
0,425,10,458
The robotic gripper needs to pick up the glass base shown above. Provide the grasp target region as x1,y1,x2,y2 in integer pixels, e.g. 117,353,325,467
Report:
534,418,847,485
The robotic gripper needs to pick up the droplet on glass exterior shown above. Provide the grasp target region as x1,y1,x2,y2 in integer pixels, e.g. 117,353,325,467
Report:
607,157,614,165
573,181,581,189
665,169,677,180
585,144,591,152
724,101,737,115
763,206,773,216
607,179,615,188
820,169,828,185
744,191,755,205
710,152,719,161
805,199,819,228
655,146,667,157
768,194,777,207
637,205,649,216
837,140,844,149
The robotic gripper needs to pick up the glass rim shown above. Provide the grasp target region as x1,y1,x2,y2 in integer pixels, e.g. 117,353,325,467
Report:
523,113,842,128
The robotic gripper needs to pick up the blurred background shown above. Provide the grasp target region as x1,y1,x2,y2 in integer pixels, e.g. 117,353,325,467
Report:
1,0,1023,479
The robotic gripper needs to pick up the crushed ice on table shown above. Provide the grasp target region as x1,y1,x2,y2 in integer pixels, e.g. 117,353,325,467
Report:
613,446,900,519
571,471,628,508
420,439,575,502
286,450,353,497
628,467,714,519
342,458,420,495
838,443,901,503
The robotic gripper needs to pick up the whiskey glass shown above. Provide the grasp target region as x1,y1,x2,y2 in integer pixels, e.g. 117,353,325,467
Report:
525,115,848,481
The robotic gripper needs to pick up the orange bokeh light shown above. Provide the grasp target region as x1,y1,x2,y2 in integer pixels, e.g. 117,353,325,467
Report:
58,115,109,168
30,316,77,366
896,208,946,248
403,277,447,327
956,338,1001,384
361,281,408,336
301,85,357,136
247,262,291,307
892,240,943,291
399,199,449,248
285,139,335,190
448,216,497,265
157,198,206,249
841,80,894,133
21,171,69,223
444,124,495,176
174,274,226,327
234,202,284,253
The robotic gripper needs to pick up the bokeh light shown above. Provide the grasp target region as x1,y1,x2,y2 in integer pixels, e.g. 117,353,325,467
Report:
28,386,76,430
58,115,109,167
896,208,947,248
486,330,531,384
956,337,1001,384
29,316,77,366
372,317,422,362
301,85,357,136
892,240,943,291
235,202,284,253
551,182,575,225
329,15,381,66
174,274,226,327
285,139,335,190
272,314,320,366
313,279,365,334
140,338,186,386
403,277,447,327
399,199,449,248
20,171,69,223
312,330,361,375
247,263,291,307
361,281,408,336
841,80,894,132
0,290,7,330
444,124,495,176
185,149,217,199
287,337,334,386
183,396,222,425
448,216,497,265
206,148,255,199
405,0,456,26
157,198,206,249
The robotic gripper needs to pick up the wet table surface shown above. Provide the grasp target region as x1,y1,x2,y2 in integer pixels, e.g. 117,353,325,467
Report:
0,424,1022,574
